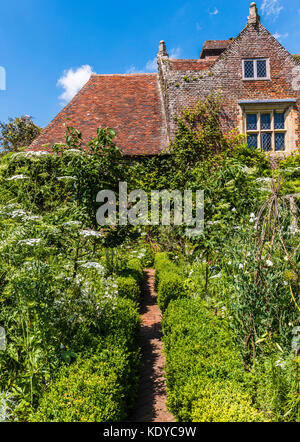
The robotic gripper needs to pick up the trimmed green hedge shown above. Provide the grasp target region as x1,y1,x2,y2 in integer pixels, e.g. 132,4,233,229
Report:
29,296,141,422
29,342,140,422
154,253,187,311
117,276,140,305
163,297,266,422
121,258,144,288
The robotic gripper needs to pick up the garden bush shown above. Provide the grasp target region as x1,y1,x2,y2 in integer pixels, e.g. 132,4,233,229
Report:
116,276,140,305
154,253,187,311
163,297,266,422
123,258,144,287
191,380,266,422
29,342,140,422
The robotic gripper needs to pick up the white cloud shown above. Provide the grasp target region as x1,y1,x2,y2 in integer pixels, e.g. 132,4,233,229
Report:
208,7,219,16
145,57,157,71
261,0,283,17
125,65,142,74
57,65,94,104
196,22,202,31
125,47,182,74
273,32,288,40
169,47,182,59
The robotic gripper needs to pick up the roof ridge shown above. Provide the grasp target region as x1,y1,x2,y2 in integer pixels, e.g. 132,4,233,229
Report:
91,73,157,77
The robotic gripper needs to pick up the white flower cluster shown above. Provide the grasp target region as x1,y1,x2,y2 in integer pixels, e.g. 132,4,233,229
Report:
11,151,50,159
81,262,105,273
6,175,29,181
63,149,83,155
57,176,77,181
249,213,256,223
256,177,272,183
275,358,286,370
18,238,42,246
79,229,103,238
10,209,28,219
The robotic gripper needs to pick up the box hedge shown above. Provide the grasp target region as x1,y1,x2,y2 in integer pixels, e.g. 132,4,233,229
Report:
163,297,266,422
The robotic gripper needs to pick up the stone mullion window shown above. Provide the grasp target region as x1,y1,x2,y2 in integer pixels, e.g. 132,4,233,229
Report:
245,109,286,152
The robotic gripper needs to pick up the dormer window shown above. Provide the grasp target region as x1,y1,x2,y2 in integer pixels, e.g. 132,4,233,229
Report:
243,59,269,80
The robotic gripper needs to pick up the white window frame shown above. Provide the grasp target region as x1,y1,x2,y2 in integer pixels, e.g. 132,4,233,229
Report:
242,58,270,80
244,110,286,152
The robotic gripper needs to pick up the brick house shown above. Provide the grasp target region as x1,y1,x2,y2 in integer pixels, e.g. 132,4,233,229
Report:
29,2,300,157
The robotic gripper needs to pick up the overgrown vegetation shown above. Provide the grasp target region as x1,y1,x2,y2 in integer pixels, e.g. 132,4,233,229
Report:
0,96,299,421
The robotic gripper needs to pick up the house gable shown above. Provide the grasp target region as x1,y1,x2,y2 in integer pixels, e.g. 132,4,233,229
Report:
29,2,299,156
157,3,300,155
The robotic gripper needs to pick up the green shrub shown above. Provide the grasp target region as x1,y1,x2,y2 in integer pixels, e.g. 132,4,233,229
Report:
121,258,144,287
29,343,140,422
117,276,140,305
191,380,265,422
139,244,154,268
99,297,140,350
154,252,183,289
157,273,186,312
163,297,266,422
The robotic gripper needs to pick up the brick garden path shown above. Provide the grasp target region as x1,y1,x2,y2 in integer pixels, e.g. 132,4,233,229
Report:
130,269,175,422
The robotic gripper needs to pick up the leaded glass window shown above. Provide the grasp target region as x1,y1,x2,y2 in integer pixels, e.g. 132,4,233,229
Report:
247,134,258,149
257,60,267,78
247,114,257,130
261,132,272,151
244,61,254,79
275,133,285,151
243,59,269,80
261,113,271,130
245,110,286,151
274,112,285,129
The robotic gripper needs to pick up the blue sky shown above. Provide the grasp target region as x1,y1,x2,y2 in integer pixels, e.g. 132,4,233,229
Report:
0,0,299,128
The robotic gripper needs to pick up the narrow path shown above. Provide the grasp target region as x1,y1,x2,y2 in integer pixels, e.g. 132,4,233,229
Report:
130,269,175,422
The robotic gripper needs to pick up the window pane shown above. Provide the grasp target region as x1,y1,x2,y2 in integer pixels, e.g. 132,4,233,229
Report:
244,60,254,78
275,133,285,151
261,113,271,130
261,132,272,151
247,114,257,130
247,134,258,149
257,60,267,78
274,112,285,129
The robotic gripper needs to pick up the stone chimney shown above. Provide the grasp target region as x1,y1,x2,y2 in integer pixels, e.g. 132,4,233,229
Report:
247,2,260,25
158,40,169,57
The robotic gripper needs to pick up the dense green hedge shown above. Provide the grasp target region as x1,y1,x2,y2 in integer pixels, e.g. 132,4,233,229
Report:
29,340,140,422
162,297,266,422
29,294,141,422
154,253,187,311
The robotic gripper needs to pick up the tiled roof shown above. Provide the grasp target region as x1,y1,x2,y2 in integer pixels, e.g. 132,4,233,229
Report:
28,74,168,156
200,39,233,58
170,58,218,71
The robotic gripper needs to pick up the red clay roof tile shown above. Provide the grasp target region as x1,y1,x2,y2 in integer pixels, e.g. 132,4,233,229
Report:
28,74,168,156
170,58,218,71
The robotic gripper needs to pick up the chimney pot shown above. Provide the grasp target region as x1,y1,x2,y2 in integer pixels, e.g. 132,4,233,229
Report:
247,2,260,25
158,40,168,57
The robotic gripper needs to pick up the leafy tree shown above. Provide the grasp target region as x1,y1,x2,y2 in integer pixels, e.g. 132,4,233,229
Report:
0,116,41,153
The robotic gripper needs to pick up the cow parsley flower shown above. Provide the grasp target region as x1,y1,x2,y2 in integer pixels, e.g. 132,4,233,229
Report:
266,259,273,267
62,221,81,227
81,262,105,273
275,359,286,369
6,175,29,181
57,176,77,181
79,230,103,238
11,209,28,219
18,238,42,246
